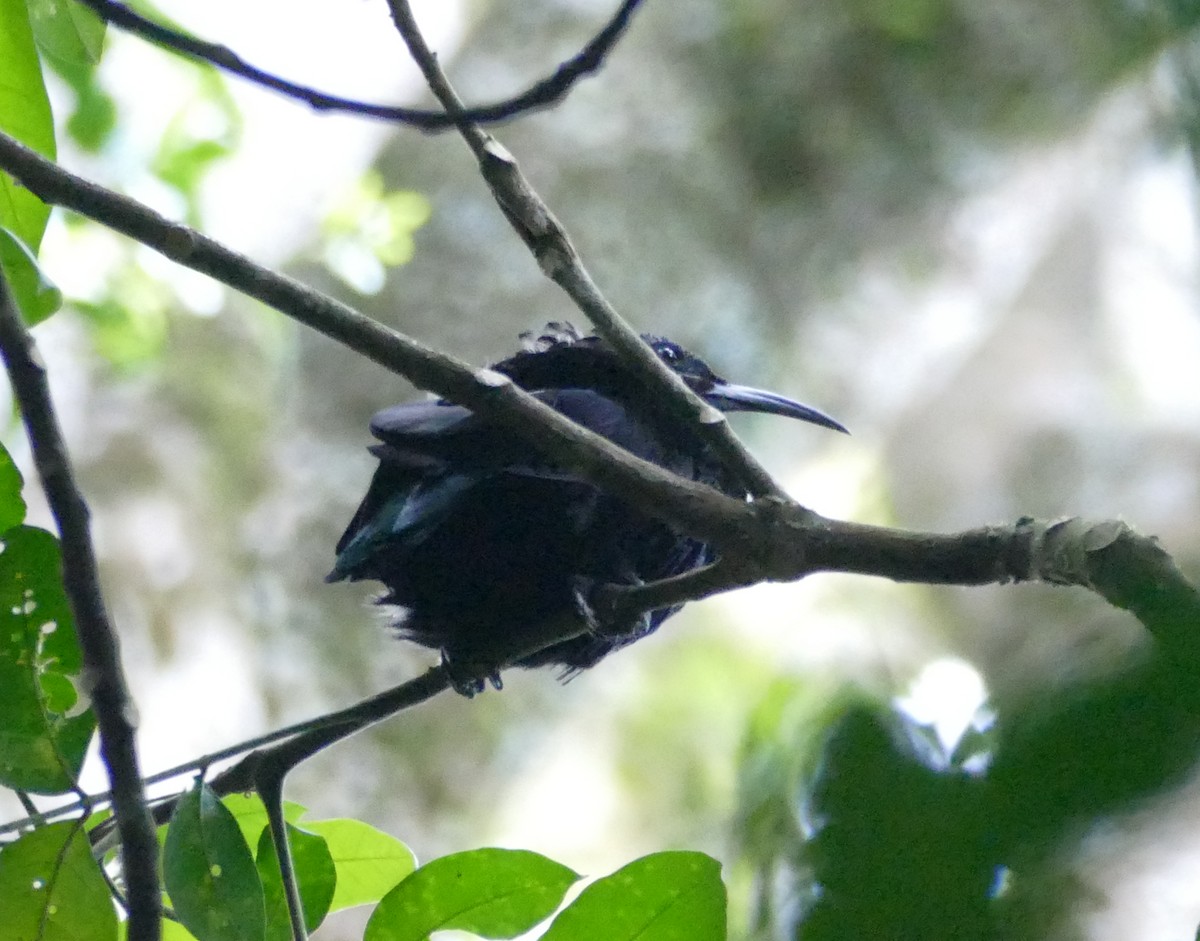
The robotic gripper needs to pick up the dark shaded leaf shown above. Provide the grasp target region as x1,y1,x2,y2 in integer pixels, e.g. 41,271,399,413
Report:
163,781,266,941
0,226,63,324
0,820,118,941
797,706,994,940
0,440,26,532
0,526,94,793
256,822,336,941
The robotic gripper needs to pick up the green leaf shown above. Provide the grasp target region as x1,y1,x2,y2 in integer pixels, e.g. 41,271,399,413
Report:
26,0,114,152
27,0,106,69
320,172,431,292
117,916,202,941
0,0,57,323
64,76,117,152
304,817,416,912
0,226,63,324
218,793,308,856
256,822,336,940
0,525,95,793
364,848,580,941
161,921,202,941
163,781,266,941
223,799,414,913
0,820,118,941
542,851,726,941
0,439,26,531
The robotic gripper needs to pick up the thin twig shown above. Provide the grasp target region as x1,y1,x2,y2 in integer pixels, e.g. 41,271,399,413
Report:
0,273,161,940
594,559,757,625
72,0,646,130
258,774,308,941
0,700,392,836
207,667,450,798
386,0,789,500
15,791,41,823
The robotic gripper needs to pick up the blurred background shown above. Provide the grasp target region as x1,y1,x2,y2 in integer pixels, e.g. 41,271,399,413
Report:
5,0,1200,937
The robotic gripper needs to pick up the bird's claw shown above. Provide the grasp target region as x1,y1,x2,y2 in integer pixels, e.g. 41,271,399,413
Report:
441,650,502,698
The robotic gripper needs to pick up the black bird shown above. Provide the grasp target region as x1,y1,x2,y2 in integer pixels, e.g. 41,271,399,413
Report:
328,323,846,693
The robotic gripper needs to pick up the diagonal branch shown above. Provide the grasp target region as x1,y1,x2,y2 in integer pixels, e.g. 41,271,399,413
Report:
72,0,646,130
0,129,757,555
386,0,791,500
0,272,161,940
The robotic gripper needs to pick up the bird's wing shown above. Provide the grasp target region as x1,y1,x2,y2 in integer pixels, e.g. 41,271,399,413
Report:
369,400,475,447
368,391,679,472
369,399,539,468
536,388,681,468
329,471,476,579
330,399,534,581
330,388,691,583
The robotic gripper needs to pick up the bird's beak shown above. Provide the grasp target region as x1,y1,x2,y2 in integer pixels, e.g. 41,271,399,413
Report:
704,382,849,434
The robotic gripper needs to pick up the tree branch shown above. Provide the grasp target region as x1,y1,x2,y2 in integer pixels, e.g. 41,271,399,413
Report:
386,0,791,500
71,0,646,129
0,272,161,940
51,514,1200,857
598,514,1200,669
0,129,756,554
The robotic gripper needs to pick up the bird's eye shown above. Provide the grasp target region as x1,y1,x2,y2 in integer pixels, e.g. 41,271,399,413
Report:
658,344,680,363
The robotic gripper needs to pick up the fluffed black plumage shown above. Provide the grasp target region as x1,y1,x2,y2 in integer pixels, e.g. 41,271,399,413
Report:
328,323,846,693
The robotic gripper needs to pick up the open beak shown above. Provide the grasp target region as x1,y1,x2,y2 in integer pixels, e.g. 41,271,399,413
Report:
704,382,849,434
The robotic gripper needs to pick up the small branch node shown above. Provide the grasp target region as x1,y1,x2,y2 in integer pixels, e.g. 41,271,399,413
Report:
536,244,574,278
474,367,512,389
480,139,516,167
161,226,199,261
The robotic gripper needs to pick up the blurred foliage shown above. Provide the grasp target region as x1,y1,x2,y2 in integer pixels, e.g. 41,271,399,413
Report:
71,253,173,369
795,702,995,939
707,0,1200,242
733,649,1200,939
3,0,240,359
320,170,432,295
151,69,242,227
27,0,114,151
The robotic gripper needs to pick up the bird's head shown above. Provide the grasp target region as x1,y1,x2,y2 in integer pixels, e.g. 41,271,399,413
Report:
504,323,846,435
645,336,848,434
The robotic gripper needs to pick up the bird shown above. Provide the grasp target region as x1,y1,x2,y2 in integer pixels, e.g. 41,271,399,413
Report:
327,322,846,694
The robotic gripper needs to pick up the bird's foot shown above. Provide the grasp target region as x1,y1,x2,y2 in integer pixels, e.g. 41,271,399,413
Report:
440,650,503,698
